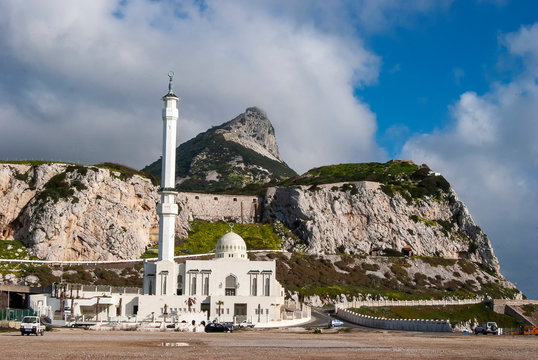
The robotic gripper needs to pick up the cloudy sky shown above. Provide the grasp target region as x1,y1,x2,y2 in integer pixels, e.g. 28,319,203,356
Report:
0,0,536,298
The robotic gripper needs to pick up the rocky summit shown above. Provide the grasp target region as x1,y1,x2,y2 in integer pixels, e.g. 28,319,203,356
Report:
143,107,296,193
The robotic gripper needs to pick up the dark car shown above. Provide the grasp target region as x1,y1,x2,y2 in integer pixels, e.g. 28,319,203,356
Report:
205,323,232,333
474,322,498,335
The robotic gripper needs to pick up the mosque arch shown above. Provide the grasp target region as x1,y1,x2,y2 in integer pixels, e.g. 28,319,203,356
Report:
225,274,237,296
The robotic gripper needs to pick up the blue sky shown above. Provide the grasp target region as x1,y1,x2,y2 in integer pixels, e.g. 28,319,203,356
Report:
0,0,536,298
361,1,538,157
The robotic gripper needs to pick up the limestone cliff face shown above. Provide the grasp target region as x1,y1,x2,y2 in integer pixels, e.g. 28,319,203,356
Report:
215,107,282,162
262,181,500,273
0,163,501,275
0,163,66,241
0,163,158,261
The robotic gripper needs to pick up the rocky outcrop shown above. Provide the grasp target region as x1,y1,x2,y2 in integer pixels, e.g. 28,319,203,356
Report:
142,107,296,193
1,163,158,261
216,107,282,162
262,181,500,273
0,163,66,241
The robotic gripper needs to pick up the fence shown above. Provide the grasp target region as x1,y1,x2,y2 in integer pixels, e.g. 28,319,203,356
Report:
0,250,286,266
337,308,452,332
52,284,142,296
0,308,37,321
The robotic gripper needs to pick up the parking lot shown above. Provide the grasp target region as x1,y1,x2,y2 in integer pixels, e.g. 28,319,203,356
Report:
1,327,536,359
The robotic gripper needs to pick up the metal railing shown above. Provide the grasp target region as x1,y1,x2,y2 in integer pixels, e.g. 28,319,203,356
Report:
0,308,37,321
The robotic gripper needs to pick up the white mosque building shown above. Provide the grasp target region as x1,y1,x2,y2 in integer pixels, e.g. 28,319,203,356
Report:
139,225,286,324
29,73,310,328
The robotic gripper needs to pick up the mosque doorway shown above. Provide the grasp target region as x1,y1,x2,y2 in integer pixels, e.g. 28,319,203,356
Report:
234,304,247,322
200,303,210,320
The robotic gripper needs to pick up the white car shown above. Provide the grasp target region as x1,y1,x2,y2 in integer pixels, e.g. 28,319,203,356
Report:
239,320,255,328
20,316,45,336
330,319,344,327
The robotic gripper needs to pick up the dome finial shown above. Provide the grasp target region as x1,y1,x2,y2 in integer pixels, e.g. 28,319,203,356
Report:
229,223,234,233
167,71,175,94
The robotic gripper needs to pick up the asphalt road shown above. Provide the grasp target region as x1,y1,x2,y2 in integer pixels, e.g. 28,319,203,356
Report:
304,308,367,329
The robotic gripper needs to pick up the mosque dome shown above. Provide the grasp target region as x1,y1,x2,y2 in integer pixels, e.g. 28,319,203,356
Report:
214,227,248,260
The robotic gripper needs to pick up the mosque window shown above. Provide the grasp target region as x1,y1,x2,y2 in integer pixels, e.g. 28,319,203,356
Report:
195,196,199,199
177,275,183,295
191,276,197,295
160,271,168,295
203,276,209,295
225,275,236,296
265,277,270,296
251,275,258,296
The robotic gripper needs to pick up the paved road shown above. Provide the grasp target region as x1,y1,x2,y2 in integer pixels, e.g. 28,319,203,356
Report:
304,308,370,330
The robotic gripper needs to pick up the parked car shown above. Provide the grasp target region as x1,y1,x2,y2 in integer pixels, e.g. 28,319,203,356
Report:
238,320,255,328
329,319,344,327
20,316,45,336
474,322,498,335
205,322,232,333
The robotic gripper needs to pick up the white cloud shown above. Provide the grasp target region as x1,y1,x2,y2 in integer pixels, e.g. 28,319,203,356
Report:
0,0,395,172
402,23,538,297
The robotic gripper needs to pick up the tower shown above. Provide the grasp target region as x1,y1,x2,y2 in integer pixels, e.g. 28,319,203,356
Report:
158,71,179,263
143,72,179,296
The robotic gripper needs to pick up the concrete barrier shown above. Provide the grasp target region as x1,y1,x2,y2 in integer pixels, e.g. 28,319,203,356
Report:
337,298,483,310
336,308,452,332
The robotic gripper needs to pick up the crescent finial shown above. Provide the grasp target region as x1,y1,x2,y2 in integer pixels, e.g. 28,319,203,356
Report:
167,71,175,94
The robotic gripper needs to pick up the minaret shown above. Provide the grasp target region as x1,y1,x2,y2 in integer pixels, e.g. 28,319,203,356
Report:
143,72,179,296
157,71,179,262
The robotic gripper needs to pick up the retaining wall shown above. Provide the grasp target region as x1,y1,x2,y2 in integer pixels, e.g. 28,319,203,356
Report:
337,298,483,309
336,308,452,332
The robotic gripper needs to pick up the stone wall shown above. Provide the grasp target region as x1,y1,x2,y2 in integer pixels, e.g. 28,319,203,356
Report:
176,192,262,235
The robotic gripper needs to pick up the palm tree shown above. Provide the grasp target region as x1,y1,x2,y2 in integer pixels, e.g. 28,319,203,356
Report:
186,297,196,312
216,300,224,321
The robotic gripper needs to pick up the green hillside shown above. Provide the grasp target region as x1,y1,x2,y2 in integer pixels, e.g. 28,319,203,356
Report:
142,132,296,193
282,160,452,202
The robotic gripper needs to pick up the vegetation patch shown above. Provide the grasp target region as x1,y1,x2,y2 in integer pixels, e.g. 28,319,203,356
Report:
265,253,520,301
14,172,29,182
458,259,477,275
521,304,538,317
96,162,159,186
175,221,282,255
419,256,457,267
34,171,87,205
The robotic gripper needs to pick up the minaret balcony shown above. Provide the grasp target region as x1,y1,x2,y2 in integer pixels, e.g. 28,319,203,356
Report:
162,108,178,119
157,203,178,215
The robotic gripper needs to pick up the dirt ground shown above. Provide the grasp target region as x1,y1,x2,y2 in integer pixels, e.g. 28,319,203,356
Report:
1,327,536,359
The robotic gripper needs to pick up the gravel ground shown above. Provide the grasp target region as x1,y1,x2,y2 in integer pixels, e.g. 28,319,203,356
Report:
1,328,536,359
